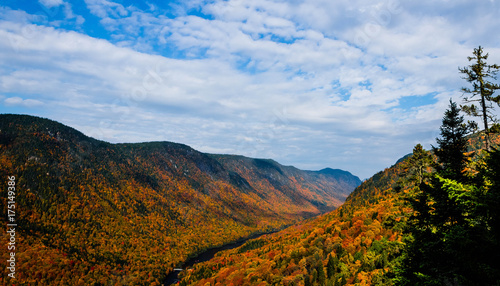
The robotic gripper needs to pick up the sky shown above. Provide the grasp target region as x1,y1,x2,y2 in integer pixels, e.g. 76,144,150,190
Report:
1,0,500,180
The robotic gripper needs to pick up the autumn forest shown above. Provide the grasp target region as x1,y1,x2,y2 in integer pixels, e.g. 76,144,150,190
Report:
0,114,360,285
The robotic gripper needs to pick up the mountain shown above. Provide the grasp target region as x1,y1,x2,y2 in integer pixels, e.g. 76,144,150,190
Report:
0,114,360,285
177,132,500,286
209,156,360,214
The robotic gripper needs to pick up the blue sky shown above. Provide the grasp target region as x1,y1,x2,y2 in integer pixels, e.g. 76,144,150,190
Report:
1,0,500,179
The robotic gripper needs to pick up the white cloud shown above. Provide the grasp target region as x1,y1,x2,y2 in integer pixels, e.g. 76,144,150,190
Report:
39,0,64,9
4,97,43,107
84,0,128,19
1,0,500,179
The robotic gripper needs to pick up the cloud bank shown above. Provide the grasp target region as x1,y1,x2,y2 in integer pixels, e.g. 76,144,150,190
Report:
1,0,500,179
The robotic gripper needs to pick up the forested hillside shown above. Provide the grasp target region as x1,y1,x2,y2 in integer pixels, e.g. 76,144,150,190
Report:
177,128,500,286
176,161,411,285
0,114,360,285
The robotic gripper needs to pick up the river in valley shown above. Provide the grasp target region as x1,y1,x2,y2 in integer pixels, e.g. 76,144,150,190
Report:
163,230,279,285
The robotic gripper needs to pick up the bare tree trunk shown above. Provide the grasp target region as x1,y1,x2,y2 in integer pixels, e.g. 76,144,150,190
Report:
480,83,491,151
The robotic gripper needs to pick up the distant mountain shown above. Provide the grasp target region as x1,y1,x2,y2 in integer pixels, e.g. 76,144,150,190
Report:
315,168,363,191
209,155,361,215
0,114,359,285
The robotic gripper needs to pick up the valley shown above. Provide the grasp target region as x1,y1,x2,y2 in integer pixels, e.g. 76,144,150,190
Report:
175,131,500,285
0,114,360,285
163,228,283,285
1,114,499,286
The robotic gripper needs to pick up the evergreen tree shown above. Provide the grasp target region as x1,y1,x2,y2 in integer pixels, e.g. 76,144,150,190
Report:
432,99,471,181
395,145,437,285
304,273,311,286
317,263,326,285
398,175,490,285
326,254,336,278
478,148,500,283
459,46,500,151
402,144,434,185
486,148,500,241
312,268,318,283
396,112,500,285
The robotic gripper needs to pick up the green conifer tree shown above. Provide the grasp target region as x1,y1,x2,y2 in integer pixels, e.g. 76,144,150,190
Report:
459,46,500,151
478,149,500,283
397,114,499,286
402,144,433,185
432,99,471,181
317,263,326,285
327,254,336,278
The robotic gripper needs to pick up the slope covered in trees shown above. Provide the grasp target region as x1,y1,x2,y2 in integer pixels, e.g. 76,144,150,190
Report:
0,114,360,285
177,129,500,286
177,162,411,285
